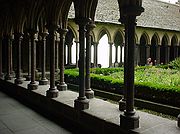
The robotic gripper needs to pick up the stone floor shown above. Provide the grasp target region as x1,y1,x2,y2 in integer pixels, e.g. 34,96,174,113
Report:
1,79,180,134
0,91,73,134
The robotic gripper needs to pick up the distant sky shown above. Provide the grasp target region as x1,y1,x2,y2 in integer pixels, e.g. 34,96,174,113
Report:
160,0,178,3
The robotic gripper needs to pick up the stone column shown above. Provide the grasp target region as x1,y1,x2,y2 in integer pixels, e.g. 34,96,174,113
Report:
39,32,48,85
46,25,59,98
0,36,4,79
109,42,113,67
164,45,170,64
5,35,13,80
9,35,14,77
64,43,67,65
93,42,98,67
26,34,31,81
115,45,118,63
74,18,89,110
120,15,140,129
155,45,161,65
55,39,60,72
145,44,150,63
28,30,38,90
174,46,179,59
14,33,23,84
75,41,79,68
120,44,123,65
67,42,72,65
134,44,139,66
85,21,95,99
57,28,68,91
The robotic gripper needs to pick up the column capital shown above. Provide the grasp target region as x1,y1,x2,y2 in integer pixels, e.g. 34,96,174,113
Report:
86,21,96,31
108,42,114,45
57,28,68,35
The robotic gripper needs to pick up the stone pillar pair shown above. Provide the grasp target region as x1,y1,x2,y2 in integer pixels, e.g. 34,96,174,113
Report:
74,18,96,110
93,42,98,67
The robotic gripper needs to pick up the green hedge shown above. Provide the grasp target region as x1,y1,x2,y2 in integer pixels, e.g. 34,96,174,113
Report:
64,68,180,107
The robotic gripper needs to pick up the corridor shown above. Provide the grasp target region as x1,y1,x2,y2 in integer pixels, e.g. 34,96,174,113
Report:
0,91,73,134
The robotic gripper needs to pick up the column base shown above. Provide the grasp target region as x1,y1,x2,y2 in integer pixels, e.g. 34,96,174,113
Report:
5,75,12,80
46,88,59,98
74,97,89,110
25,75,31,81
55,68,60,73
28,82,38,90
57,83,67,91
119,98,126,111
0,73,4,79
85,88,94,99
120,111,140,129
178,114,180,128
39,79,48,85
14,78,23,84
10,71,15,78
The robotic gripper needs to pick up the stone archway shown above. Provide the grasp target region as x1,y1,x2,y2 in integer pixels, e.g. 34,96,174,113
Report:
170,35,178,61
161,35,169,64
139,34,148,65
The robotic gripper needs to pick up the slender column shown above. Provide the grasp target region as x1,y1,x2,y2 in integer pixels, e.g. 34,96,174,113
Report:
156,45,160,65
74,18,89,110
134,44,139,66
93,42,98,67
39,32,48,85
9,35,14,77
57,28,68,91
28,30,38,90
145,44,150,62
67,42,72,65
115,45,118,63
109,42,113,67
164,45,170,64
120,44,123,65
85,21,95,99
174,46,179,59
120,15,140,129
14,33,23,84
64,43,67,65
75,41,79,68
26,34,31,81
55,39,60,72
46,25,59,98
119,28,127,111
0,36,4,79
5,35,13,80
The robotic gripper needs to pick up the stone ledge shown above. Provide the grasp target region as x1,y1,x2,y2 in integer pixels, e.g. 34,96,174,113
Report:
0,79,179,134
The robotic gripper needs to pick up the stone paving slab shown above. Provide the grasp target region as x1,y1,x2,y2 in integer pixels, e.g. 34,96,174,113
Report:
0,91,73,134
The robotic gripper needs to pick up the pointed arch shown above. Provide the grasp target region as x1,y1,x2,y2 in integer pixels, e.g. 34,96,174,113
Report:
151,33,160,45
171,35,178,46
97,27,111,43
113,29,124,45
140,32,150,45
161,33,170,46
67,24,78,41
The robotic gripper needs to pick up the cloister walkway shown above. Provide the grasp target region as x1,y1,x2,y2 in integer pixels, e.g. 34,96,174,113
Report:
0,91,75,134
0,79,180,134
